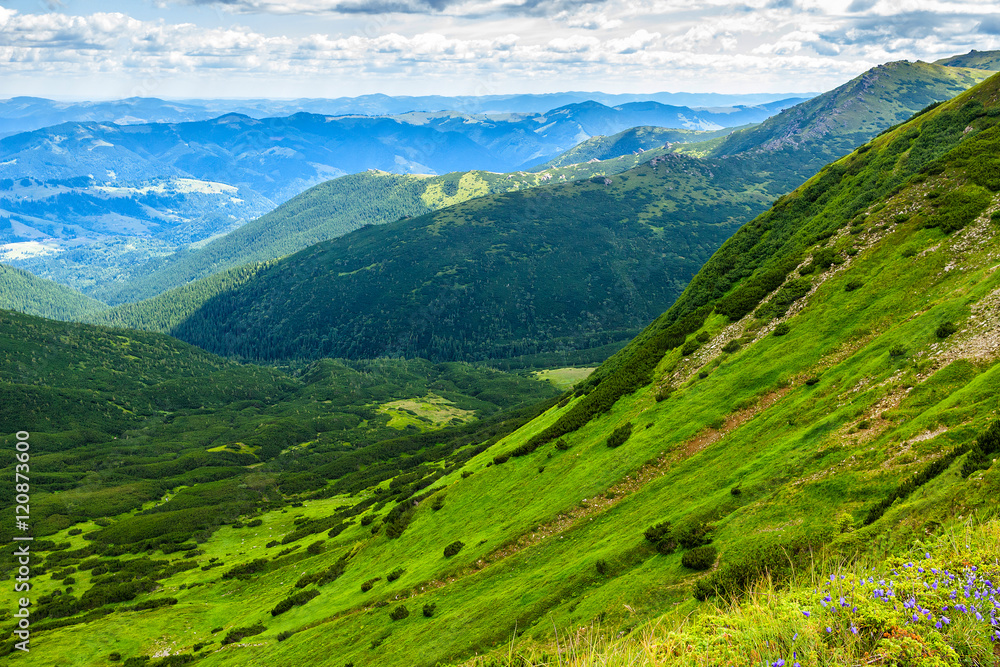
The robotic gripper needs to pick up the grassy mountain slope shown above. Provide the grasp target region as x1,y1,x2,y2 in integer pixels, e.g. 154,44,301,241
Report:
93,155,677,306
935,48,1000,71
6,73,1000,667
0,264,107,320
709,60,991,165
165,153,773,363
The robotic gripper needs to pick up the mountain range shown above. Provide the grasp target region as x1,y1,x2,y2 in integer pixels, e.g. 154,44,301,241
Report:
0,92,811,138
65,56,997,368
1,58,999,667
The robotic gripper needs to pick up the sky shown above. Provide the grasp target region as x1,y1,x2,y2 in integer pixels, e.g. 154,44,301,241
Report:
0,0,998,99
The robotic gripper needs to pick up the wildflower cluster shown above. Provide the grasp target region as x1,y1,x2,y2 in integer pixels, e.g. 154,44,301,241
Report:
789,552,1000,665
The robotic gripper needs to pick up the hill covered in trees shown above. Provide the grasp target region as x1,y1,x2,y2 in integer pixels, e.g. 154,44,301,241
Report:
4,69,1000,667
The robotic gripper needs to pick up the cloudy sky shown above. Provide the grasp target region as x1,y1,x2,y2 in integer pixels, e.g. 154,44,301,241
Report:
0,0,998,99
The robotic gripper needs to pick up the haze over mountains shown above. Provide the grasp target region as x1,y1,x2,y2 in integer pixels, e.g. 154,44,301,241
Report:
2,51,999,667
0,92,810,138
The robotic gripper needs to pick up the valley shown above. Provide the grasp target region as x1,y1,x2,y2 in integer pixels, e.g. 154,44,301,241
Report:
1,49,999,667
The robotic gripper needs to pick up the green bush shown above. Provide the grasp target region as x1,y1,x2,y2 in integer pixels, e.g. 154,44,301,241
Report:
389,605,409,621
422,603,436,617
386,567,405,582
924,184,992,233
221,622,266,645
492,453,510,465
554,439,570,451
277,630,296,642
109,652,122,662
936,321,958,338
681,545,718,570
271,589,319,616
246,519,263,528
606,422,633,449
306,540,325,555
681,339,700,356
695,331,710,343
595,559,609,576
443,541,464,557
773,323,790,336
644,521,671,543
721,340,740,353
361,577,379,592
889,345,907,358
655,386,673,402
844,280,863,292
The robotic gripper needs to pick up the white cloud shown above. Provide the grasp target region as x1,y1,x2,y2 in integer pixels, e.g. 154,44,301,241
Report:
0,2,998,97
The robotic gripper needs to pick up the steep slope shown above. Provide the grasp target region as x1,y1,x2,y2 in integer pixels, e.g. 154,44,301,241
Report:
167,153,770,363
6,72,1000,667
0,264,107,320
709,60,991,165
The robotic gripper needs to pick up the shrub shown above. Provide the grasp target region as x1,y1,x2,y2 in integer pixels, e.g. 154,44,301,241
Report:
924,184,992,233
306,540,325,555
674,521,711,549
721,340,740,353
936,321,958,338
681,339,700,356
68,528,83,536
422,603,436,618
681,545,718,571
221,622,266,645
109,653,122,662
246,519,263,528
271,589,319,616
360,515,374,526
361,577,380,592
695,331,710,343
554,439,570,451
389,605,409,621
844,280,863,292
698,370,709,379
805,376,820,386
461,470,473,479
386,567,405,582
443,541,464,557
655,386,673,402
773,323,790,336
595,559,609,576
730,485,742,496
606,423,633,449
889,345,907,358
431,496,445,511
277,630,296,642
492,453,510,465
265,540,279,548
644,521,671,543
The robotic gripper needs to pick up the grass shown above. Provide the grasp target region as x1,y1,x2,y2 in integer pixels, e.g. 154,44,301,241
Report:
532,368,596,390
460,519,1000,666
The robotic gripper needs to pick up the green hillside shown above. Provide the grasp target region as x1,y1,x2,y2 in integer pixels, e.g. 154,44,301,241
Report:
86,57,992,358
709,60,991,166
96,155,678,306
165,152,773,363
0,264,107,321
4,72,1000,667
935,48,1000,71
